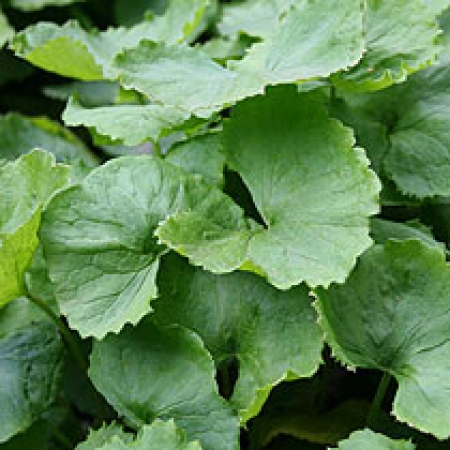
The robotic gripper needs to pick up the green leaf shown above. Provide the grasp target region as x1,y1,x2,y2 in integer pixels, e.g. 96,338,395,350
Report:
382,50,450,198
199,36,250,63
79,421,201,450
165,133,225,187
89,320,239,450
334,0,441,92
0,297,48,339
76,423,132,450
370,218,446,252
337,429,415,450
12,0,209,81
25,244,58,312
9,0,85,11
0,10,13,48
44,81,121,106
0,323,64,443
154,253,323,422
145,0,210,44
217,0,296,39
114,0,363,114
0,113,98,166
12,20,151,80
340,43,450,198
424,0,450,14
158,87,380,289
40,155,248,338
0,151,69,307
62,97,190,146
316,240,450,439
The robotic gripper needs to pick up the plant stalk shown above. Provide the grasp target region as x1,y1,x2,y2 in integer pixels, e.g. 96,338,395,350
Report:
27,293,88,372
366,372,392,428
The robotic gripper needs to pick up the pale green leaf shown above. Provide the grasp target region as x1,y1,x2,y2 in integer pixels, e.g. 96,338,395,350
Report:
316,240,450,438
0,9,13,48
90,421,201,450
114,0,363,114
146,0,209,44
89,321,239,450
337,429,415,450
0,151,69,307
198,36,249,63
154,253,323,422
165,133,225,187
9,0,85,11
0,323,64,443
12,20,154,80
40,156,248,338
62,97,190,146
0,113,98,166
158,87,380,289
76,423,132,450
334,0,441,92
424,0,450,14
12,0,209,80
217,0,296,39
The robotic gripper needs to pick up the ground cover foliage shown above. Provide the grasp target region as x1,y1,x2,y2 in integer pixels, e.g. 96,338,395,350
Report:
2,0,450,448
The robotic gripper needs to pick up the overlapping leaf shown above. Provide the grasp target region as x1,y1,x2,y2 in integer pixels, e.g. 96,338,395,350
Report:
114,0,363,114
337,429,415,450
165,133,225,187
370,218,446,252
40,155,250,338
12,0,207,80
0,323,64,443
339,42,450,198
334,0,441,92
158,87,380,289
217,0,296,39
62,96,190,146
77,421,201,450
0,113,97,166
0,9,13,48
89,320,239,450
0,151,69,307
154,254,323,422
316,240,450,438
9,0,85,11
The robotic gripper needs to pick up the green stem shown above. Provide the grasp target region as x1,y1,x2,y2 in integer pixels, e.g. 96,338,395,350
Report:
366,372,391,428
27,293,88,372
51,428,73,450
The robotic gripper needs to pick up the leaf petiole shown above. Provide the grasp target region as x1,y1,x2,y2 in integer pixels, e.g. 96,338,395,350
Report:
366,372,392,428
27,291,88,372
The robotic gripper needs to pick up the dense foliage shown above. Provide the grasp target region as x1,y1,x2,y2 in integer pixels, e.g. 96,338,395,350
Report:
2,0,450,448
